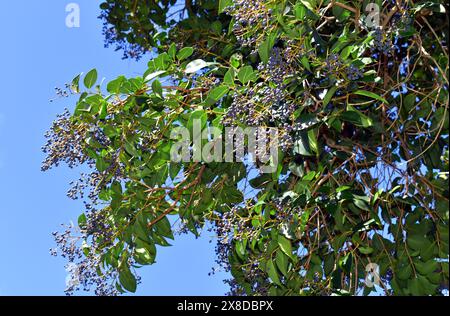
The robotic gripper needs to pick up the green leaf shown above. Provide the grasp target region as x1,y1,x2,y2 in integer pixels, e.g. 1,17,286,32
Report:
155,216,174,239
354,90,387,104
354,198,370,211
70,74,81,93
77,213,87,228
107,76,125,94
294,3,306,19
237,66,257,84
258,32,278,64
403,94,416,112
84,69,98,89
300,55,311,71
397,262,412,280
119,265,137,293
223,68,235,86
221,186,244,204
134,247,154,264
293,131,314,156
218,0,233,14
169,162,181,180
302,171,316,181
148,53,171,71
278,235,294,260
98,101,107,119
324,254,335,275
206,85,229,106
340,109,373,127
230,54,242,68
415,259,439,276
187,109,207,132
144,70,166,82
152,79,163,98
235,239,246,259
300,0,316,12
358,246,374,255
168,43,177,59
339,253,353,273
177,47,194,60
125,141,139,157
266,259,282,286
307,128,319,155
185,59,216,74
340,46,353,59
96,157,109,172
323,86,337,106
275,250,289,276
211,21,223,34
407,234,427,251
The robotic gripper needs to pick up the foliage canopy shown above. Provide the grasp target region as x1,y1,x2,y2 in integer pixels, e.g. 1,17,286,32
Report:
45,0,449,295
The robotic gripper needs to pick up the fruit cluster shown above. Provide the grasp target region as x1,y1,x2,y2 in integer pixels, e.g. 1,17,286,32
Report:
41,109,92,171
225,0,272,47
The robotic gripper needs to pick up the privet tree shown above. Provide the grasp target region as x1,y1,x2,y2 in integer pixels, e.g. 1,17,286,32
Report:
44,0,449,295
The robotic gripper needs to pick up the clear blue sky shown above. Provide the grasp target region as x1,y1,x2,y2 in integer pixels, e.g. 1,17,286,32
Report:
0,0,228,295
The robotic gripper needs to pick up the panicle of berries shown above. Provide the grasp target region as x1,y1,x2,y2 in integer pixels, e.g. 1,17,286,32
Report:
99,11,147,60
223,278,246,296
67,171,108,203
371,28,393,56
388,2,413,32
51,206,119,296
224,0,273,47
321,54,363,82
224,84,294,128
278,129,294,153
323,53,344,76
346,64,363,81
223,92,264,127
82,207,115,245
41,109,92,171
194,75,221,90
50,84,72,102
211,205,260,272
257,47,291,86
224,261,269,296
272,194,306,225
63,254,120,296
269,96,295,123
50,224,83,262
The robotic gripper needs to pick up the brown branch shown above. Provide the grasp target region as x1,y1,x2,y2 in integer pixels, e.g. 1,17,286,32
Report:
147,164,206,228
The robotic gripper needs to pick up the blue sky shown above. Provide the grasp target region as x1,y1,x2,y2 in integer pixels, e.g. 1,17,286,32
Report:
0,0,228,295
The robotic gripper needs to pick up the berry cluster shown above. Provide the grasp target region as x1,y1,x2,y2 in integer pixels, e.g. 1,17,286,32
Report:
224,51,294,126
321,54,364,82
211,203,271,296
224,258,269,296
51,85,71,100
223,92,263,126
67,172,100,200
210,205,260,273
225,0,272,47
257,47,291,86
346,64,363,81
51,205,118,295
41,109,92,171
323,53,345,76
63,256,119,296
371,28,393,56
51,224,82,262
99,11,147,60
82,207,115,244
